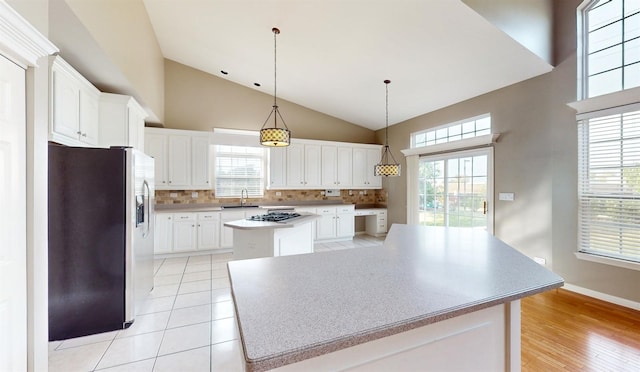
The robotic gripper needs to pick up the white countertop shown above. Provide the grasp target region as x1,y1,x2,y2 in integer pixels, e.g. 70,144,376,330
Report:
223,213,318,230
227,224,564,371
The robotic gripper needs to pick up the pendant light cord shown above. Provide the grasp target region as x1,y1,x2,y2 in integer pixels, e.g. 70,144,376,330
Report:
385,81,389,146
273,28,278,107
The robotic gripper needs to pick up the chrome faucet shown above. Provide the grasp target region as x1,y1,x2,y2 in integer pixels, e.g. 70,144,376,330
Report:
240,188,248,207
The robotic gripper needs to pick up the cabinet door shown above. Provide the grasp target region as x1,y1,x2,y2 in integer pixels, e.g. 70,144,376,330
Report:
154,214,173,254
286,143,305,187
168,135,191,188
352,148,367,187
51,67,80,140
191,135,211,188
197,213,220,250
321,145,337,188
79,89,99,145
336,212,355,238
336,146,353,187
145,133,168,187
268,147,287,188
367,148,383,188
173,214,197,252
316,208,337,240
304,144,322,187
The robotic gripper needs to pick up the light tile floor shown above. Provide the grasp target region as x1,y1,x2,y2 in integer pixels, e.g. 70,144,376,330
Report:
48,235,384,371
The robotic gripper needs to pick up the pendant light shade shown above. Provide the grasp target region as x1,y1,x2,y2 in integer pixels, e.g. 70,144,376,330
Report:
374,80,401,177
260,27,291,147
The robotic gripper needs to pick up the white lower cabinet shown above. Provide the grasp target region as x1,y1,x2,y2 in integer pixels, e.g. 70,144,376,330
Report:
172,213,197,252
155,211,223,254
197,212,220,250
299,205,355,242
154,214,173,254
365,209,388,237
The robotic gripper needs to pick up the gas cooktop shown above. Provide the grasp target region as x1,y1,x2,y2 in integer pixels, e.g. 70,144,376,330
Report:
246,212,301,223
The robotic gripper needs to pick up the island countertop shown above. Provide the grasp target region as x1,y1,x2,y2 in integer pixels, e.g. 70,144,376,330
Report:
228,225,563,371
223,213,318,230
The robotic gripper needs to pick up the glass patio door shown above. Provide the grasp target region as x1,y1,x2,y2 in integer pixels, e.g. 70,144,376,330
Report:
418,148,493,231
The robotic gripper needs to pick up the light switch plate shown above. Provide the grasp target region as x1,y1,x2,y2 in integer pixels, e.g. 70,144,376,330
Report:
499,192,515,201
325,189,340,197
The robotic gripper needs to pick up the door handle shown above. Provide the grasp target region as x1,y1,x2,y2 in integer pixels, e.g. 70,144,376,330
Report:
483,201,487,215
142,180,151,238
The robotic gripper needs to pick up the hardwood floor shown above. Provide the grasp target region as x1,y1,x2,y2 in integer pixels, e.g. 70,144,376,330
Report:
521,288,640,371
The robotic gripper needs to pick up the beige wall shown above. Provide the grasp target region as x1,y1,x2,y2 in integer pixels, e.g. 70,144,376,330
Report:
164,59,376,143
380,0,640,303
64,0,164,123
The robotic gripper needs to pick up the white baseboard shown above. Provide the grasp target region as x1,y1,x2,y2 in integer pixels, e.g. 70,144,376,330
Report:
562,283,640,311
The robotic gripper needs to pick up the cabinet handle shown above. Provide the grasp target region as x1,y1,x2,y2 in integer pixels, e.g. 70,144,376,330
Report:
168,217,171,220
169,181,172,183
82,133,87,137
192,224,195,227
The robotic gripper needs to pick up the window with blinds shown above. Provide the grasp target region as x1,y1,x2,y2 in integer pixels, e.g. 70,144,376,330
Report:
213,145,265,198
578,108,640,262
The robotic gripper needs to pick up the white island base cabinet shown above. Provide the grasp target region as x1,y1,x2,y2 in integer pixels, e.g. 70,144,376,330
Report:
229,219,315,260
273,301,520,372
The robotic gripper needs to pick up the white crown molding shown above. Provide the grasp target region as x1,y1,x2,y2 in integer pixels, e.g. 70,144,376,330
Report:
0,1,57,68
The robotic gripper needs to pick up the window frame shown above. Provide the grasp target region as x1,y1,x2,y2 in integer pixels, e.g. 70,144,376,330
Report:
575,103,640,270
410,114,492,149
212,144,267,198
577,0,640,100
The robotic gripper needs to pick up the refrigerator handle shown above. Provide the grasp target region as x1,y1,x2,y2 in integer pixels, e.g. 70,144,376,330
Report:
143,180,151,238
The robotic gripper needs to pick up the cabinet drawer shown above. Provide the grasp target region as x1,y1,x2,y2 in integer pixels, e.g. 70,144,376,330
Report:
174,213,195,221
337,206,355,213
197,212,220,220
317,207,337,215
377,210,387,216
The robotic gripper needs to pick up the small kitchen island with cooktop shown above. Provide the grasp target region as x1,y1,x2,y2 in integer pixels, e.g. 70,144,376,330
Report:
227,224,564,372
224,211,319,260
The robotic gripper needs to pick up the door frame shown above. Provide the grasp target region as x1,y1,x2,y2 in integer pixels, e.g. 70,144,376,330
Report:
405,146,495,235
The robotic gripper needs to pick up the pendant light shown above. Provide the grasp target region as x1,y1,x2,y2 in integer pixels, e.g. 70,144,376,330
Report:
374,80,401,177
260,27,291,147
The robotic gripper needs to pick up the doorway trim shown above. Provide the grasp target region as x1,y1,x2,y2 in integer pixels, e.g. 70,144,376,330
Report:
402,145,495,235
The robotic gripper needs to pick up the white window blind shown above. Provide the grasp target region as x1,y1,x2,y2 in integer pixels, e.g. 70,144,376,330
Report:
214,145,265,198
578,108,640,262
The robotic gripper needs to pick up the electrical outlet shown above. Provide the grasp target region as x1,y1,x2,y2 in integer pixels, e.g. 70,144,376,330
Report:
275,191,282,196
364,190,368,195
191,192,198,198
348,190,353,196
533,257,546,266
170,192,178,198
359,191,364,195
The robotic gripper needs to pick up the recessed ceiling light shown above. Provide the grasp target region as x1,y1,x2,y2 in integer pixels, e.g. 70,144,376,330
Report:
254,83,261,87
220,70,228,75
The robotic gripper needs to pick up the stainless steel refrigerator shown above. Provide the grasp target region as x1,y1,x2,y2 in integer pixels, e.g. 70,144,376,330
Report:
48,144,155,341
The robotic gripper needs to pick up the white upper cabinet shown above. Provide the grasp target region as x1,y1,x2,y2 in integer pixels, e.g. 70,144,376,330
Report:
268,147,287,188
286,143,305,187
304,144,322,187
352,147,382,188
191,135,211,188
145,132,168,186
168,134,191,188
98,93,147,150
145,127,211,190
322,145,352,188
49,56,100,147
269,139,381,190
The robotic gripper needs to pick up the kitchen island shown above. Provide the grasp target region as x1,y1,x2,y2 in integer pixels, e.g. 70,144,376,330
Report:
227,224,564,371
224,212,318,260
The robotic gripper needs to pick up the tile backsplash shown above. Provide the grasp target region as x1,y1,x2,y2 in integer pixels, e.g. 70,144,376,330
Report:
155,189,387,206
